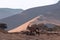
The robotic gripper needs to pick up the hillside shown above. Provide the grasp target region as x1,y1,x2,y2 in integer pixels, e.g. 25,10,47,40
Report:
8,15,60,33
0,8,23,19
0,1,60,31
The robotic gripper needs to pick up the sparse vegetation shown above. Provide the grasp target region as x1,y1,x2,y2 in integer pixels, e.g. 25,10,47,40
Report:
21,23,60,36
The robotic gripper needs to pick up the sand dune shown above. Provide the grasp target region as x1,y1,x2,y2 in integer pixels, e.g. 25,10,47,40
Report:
8,15,60,33
8,16,40,33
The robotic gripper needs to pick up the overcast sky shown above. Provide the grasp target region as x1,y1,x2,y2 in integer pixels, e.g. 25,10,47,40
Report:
0,0,59,10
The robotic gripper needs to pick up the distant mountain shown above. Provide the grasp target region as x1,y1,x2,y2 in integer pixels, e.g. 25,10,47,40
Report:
0,1,60,31
0,8,23,19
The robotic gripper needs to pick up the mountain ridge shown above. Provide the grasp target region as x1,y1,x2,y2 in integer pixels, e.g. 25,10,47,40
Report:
0,8,23,19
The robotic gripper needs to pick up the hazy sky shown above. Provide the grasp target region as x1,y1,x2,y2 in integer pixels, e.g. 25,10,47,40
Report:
0,0,59,10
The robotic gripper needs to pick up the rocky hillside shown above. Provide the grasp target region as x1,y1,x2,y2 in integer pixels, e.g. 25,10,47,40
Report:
0,23,60,40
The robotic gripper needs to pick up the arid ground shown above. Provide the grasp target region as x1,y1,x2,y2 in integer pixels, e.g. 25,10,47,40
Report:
0,31,60,40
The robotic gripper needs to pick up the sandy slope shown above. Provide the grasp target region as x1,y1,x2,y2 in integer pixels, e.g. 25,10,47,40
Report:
8,16,60,33
8,16,40,33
